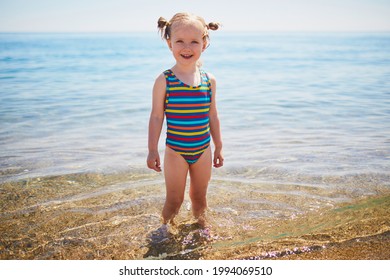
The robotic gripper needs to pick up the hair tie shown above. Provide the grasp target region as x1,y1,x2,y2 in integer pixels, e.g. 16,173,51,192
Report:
207,22,220,31
157,17,169,29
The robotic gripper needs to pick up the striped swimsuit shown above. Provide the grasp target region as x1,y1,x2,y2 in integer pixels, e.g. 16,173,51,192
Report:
164,69,212,165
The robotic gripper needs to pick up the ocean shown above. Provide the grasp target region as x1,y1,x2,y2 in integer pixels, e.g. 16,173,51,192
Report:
0,32,389,259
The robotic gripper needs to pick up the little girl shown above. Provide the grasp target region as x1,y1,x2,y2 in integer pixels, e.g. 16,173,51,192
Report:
147,12,223,229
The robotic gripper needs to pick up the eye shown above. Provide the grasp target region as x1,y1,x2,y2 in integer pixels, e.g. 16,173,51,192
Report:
191,41,199,44
176,40,184,43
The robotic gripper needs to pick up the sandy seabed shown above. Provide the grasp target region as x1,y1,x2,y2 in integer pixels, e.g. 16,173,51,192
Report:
0,172,389,260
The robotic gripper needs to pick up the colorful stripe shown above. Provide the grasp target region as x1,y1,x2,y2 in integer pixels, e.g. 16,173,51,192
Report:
164,69,212,164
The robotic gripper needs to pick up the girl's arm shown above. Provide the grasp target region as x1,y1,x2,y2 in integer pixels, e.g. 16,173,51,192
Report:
147,73,166,172
208,73,224,168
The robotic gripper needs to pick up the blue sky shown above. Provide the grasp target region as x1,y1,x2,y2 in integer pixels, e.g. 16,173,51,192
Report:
1,0,390,32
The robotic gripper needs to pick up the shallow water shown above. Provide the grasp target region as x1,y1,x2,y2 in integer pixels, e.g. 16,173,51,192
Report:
0,171,389,259
1,32,389,179
0,32,389,259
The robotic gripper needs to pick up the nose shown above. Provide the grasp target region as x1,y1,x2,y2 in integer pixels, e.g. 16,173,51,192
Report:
182,43,191,50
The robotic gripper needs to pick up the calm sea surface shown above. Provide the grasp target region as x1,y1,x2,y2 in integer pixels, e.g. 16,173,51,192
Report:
0,32,389,259
1,32,389,180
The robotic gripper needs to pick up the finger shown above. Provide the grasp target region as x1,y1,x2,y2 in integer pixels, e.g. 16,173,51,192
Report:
147,158,161,172
155,160,162,172
213,157,224,168
155,156,161,171
147,160,154,169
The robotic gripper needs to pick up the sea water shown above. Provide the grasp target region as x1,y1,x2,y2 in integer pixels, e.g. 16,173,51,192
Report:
0,32,389,259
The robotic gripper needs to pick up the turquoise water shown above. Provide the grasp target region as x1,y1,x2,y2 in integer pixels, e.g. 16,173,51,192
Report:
1,32,389,181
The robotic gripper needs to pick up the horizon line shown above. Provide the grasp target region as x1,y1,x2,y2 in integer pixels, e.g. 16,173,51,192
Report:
1,29,390,34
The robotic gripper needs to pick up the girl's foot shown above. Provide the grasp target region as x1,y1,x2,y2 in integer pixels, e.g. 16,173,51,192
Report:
147,224,170,244
196,215,207,228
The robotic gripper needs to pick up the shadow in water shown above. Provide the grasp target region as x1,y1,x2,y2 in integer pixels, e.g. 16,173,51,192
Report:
143,223,212,260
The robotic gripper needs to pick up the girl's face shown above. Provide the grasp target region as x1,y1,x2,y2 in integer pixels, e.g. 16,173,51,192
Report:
167,21,207,67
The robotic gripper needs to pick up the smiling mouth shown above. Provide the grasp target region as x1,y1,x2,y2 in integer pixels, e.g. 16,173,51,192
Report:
181,54,193,59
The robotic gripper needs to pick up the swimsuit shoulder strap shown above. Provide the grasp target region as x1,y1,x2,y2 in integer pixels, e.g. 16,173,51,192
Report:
200,69,212,97
163,69,174,83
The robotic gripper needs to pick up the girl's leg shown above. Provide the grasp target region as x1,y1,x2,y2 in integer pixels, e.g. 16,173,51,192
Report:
162,146,189,224
189,146,212,226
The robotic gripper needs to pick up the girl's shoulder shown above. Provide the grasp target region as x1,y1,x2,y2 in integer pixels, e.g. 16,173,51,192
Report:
153,72,167,89
201,70,216,86
200,68,215,78
156,70,171,81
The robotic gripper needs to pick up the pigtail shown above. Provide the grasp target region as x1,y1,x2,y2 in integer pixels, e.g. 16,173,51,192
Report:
203,21,221,49
157,17,170,40
207,22,220,31
157,17,168,29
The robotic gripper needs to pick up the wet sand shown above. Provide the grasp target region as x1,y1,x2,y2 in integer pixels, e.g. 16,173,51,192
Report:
216,193,390,260
0,172,389,260
280,231,390,260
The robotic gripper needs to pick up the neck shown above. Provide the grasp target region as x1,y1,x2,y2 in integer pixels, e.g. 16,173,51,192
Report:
172,63,199,74
171,63,201,87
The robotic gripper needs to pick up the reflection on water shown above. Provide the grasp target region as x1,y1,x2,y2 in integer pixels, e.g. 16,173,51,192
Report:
0,171,389,260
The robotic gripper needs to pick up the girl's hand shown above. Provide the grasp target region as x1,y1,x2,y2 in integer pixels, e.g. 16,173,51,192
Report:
213,149,224,168
147,151,162,172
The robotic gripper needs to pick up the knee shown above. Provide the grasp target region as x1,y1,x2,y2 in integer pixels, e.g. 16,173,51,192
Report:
189,191,206,205
166,195,184,210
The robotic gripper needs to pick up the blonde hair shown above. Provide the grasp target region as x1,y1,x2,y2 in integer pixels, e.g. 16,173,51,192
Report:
157,12,220,46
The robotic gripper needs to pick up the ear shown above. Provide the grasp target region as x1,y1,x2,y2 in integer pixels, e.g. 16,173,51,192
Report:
167,39,172,50
202,39,208,52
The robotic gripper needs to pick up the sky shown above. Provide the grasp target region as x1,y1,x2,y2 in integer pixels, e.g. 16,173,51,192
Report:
0,0,390,32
